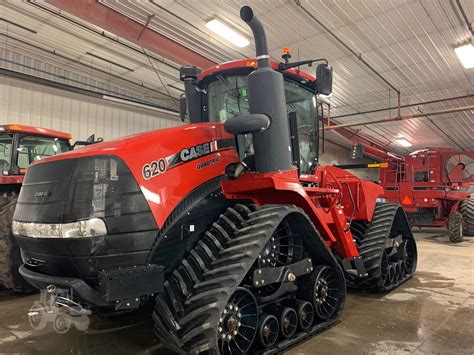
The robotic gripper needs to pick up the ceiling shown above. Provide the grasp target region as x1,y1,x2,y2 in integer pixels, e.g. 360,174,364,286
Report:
1,0,473,155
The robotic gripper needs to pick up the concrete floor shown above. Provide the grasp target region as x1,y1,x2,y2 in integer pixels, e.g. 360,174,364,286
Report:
0,230,472,354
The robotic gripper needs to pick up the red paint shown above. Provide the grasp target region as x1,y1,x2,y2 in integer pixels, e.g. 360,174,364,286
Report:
1,124,71,140
44,0,215,69
0,176,24,185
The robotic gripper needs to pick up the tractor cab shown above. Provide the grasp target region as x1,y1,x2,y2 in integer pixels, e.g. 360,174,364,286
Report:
180,58,331,175
0,124,71,181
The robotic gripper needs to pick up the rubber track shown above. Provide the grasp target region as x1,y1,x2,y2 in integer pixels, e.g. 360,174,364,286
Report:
0,192,33,292
152,204,343,354
460,198,474,236
347,202,416,292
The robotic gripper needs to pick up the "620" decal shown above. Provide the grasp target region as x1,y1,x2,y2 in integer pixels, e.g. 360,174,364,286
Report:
142,158,167,180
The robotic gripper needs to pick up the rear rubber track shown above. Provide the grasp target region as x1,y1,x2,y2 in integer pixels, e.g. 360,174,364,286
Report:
460,198,474,236
348,202,417,292
153,204,344,354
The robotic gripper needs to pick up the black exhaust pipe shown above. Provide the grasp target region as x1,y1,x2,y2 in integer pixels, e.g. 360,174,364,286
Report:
238,6,293,173
240,6,269,69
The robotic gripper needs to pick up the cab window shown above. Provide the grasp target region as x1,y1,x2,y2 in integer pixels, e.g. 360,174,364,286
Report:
17,136,70,169
207,74,318,173
0,134,13,171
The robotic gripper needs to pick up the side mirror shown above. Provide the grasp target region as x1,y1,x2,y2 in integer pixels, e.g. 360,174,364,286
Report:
316,63,333,96
86,134,95,143
179,94,187,122
72,135,103,149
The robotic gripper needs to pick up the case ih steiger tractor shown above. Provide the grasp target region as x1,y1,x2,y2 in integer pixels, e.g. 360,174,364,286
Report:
0,124,72,291
12,7,417,354
380,148,474,243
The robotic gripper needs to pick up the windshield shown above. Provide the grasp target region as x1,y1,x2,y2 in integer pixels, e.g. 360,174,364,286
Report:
17,135,70,169
207,74,318,173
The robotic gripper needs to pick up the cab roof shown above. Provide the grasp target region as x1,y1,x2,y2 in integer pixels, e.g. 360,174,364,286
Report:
198,59,316,85
0,124,72,140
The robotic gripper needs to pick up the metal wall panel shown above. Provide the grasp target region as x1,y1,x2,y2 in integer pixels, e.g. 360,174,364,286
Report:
0,75,180,142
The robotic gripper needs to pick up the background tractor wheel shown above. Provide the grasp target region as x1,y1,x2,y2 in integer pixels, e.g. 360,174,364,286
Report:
0,192,36,292
448,212,463,243
460,198,474,236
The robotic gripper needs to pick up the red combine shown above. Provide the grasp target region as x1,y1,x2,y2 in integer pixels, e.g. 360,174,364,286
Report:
0,124,72,291
13,7,417,354
380,147,474,242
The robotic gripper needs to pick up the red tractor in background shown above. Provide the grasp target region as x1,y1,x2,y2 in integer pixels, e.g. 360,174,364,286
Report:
0,124,72,291
13,7,417,354
380,147,474,242
0,124,100,291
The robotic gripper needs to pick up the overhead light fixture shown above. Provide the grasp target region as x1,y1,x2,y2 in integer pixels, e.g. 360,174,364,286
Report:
454,43,474,69
395,138,412,147
206,19,249,48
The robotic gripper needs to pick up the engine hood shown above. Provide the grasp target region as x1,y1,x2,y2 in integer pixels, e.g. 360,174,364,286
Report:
19,122,238,228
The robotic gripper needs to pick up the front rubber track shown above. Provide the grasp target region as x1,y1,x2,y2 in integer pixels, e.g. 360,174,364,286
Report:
348,202,418,292
152,204,345,354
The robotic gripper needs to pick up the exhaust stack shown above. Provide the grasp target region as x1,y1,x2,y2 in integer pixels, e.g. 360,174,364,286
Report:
237,6,293,173
240,6,269,69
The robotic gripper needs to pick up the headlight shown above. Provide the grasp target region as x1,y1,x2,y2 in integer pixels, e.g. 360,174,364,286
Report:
12,218,107,238
376,197,387,203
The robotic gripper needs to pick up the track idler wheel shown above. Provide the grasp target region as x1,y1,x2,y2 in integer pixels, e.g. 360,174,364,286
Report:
394,262,402,281
307,265,342,321
297,301,314,331
218,288,258,354
280,307,297,338
258,314,279,348
399,260,406,277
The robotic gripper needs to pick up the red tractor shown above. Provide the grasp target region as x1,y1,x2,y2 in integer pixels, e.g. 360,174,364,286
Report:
0,124,72,291
380,147,474,242
12,7,417,354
